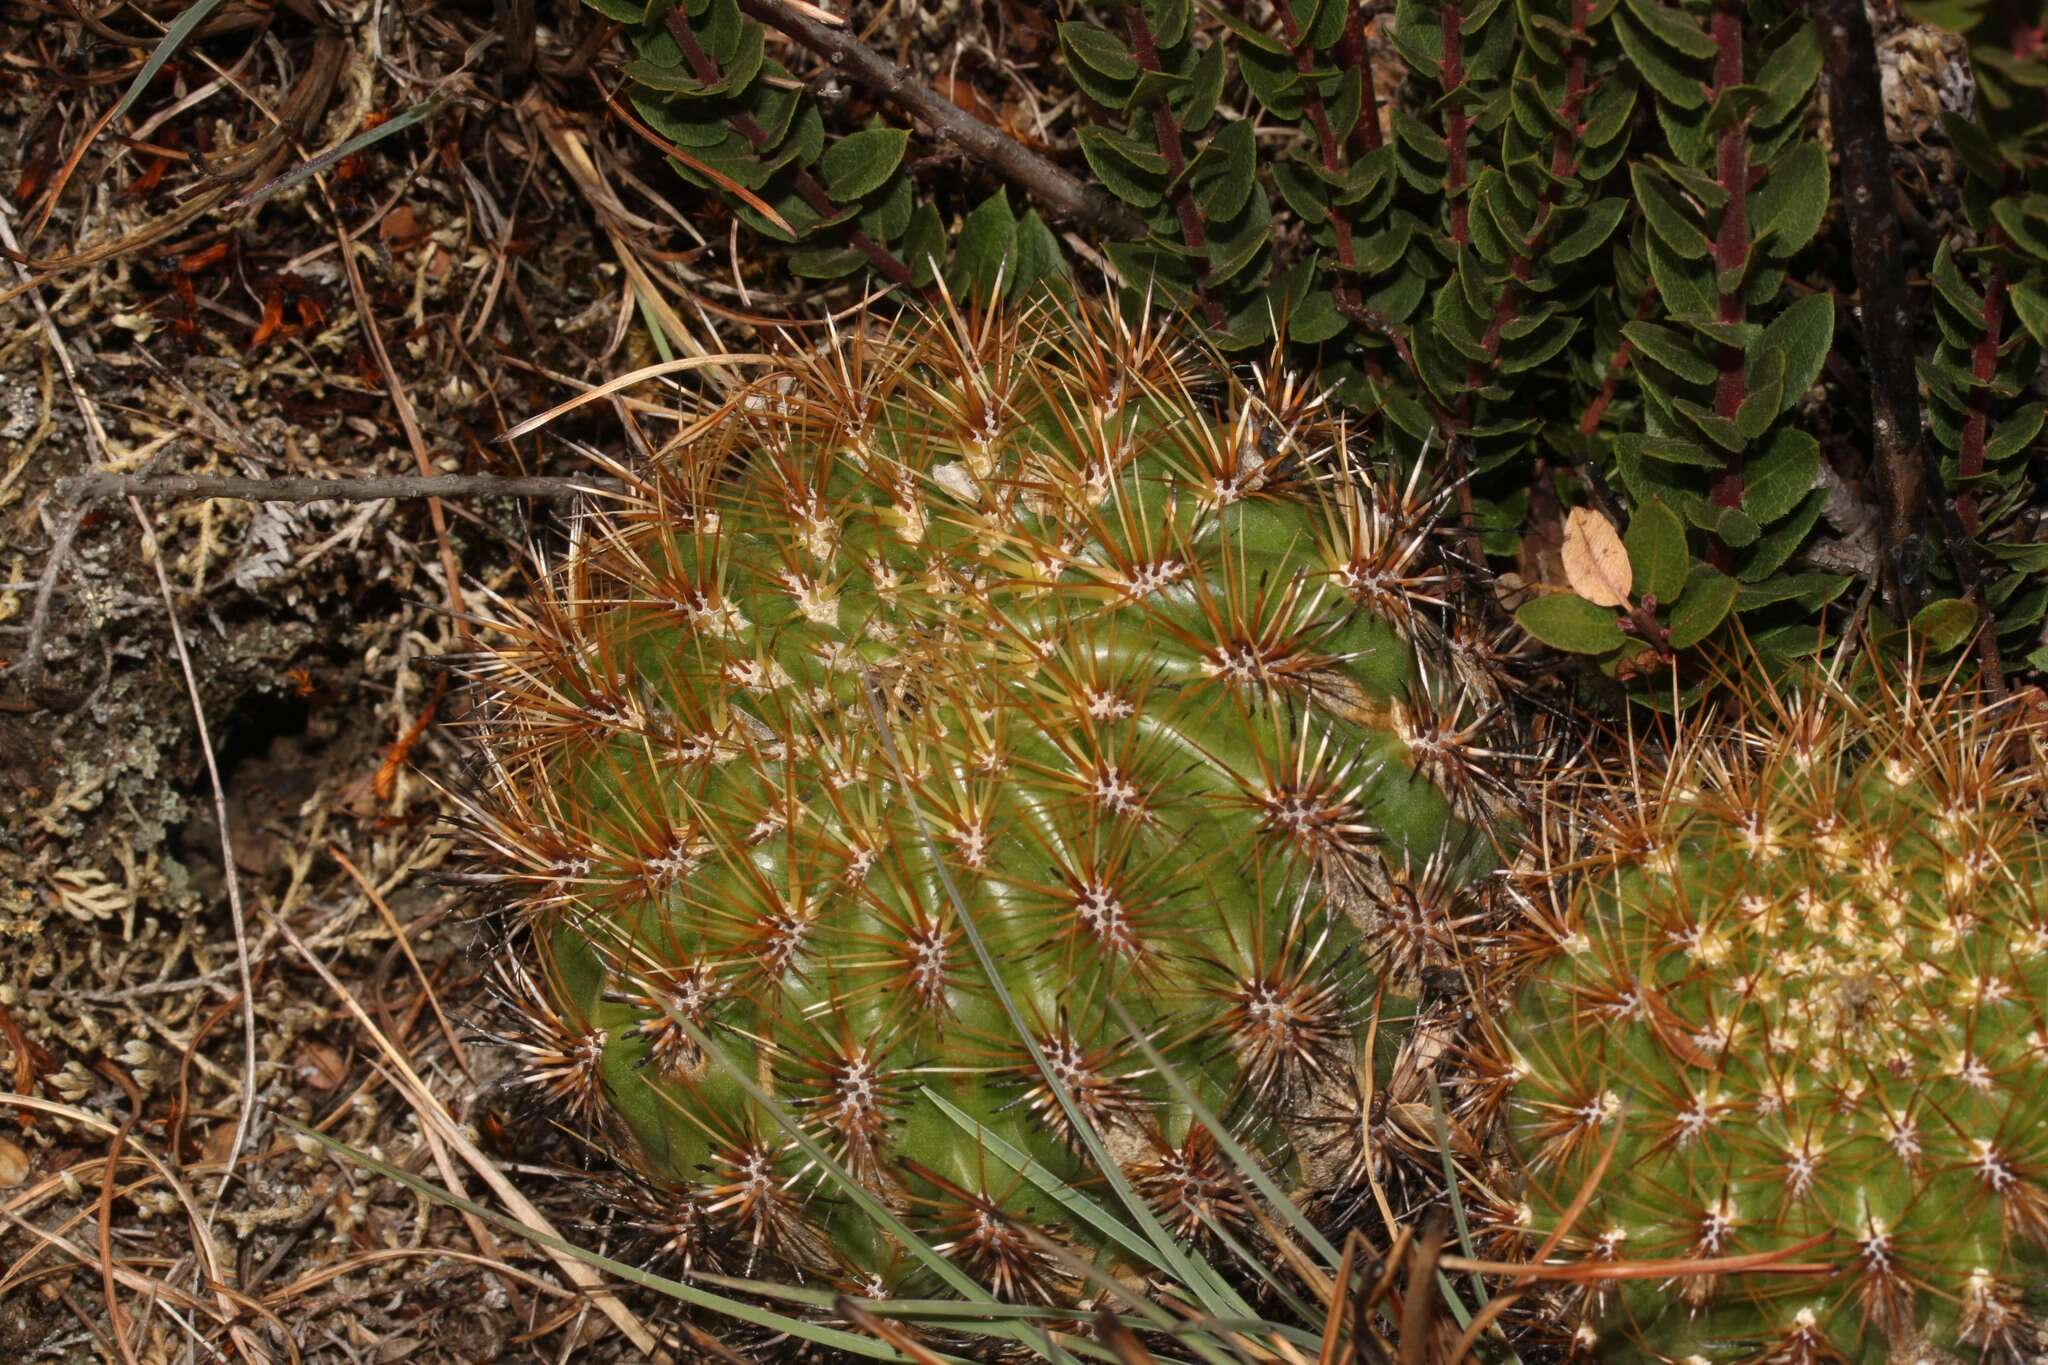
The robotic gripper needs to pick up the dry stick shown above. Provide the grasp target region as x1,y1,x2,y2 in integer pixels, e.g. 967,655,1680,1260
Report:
734,0,1145,239
58,471,623,504
1812,0,2005,691
1812,0,1928,608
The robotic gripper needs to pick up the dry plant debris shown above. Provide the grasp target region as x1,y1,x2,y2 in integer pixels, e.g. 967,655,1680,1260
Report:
0,5,820,1360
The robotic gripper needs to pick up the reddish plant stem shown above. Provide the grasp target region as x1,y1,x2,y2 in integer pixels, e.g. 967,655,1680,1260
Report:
1693,0,1751,574
664,12,914,288
1442,0,1470,247
1127,10,1225,326
1708,0,1749,514
1268,1,1359,274
1336,4,1384,157
1475,0,1593,359
1958,246,2006,537
1580,289,1659,434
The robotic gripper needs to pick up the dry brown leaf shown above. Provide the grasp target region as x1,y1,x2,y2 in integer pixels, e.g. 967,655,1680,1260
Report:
294,1041,349,1092
0,1136,31,1188
1561,506,1631,608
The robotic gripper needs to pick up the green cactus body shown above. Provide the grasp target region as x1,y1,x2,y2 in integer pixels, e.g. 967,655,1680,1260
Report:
1492,671,2048,1360
465,300,1502,1295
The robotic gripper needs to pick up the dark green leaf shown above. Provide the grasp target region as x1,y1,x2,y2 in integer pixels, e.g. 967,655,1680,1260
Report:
1289,289,1348,343
1712,505,1759,547
1986,403,2045,462
1735,573,1851,611
1190,120,1258,221
1911,597,1980,652
1149,0,1193,48
1752,142,1829,256
1008,210,1067,299
1647,235,1716,318
1737,487,1826,581
1752,292,1834,406
1617,432,1723,468
1667,566,1737,648
2010,282,2048,349
949,191,1017,298
1548,199,1629,264
819,127,908,201
901,204,945,286
1499,316,1580,373
788,245,870,280
1754,22,1821,126
1077,126,1168,208
1517,594,1627,653
1624,320,1717,385
1939,109,2004,183
1633,165,1712,259
1623,0,1719,58
1625,498,1689,603
1743,428,1820,524
1930,241,1986,324
1060,23,1140,81
1238,44,1305,118
1581,71,1641,149
1992,196,2048,258
1674,398,1748,452
1176,41,1226,127
1614,12,1707,110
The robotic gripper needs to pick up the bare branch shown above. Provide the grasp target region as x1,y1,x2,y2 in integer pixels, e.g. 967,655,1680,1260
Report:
1813,0,2004,690
55,471,624,505
736,0,1146,240
1812,0,1927,609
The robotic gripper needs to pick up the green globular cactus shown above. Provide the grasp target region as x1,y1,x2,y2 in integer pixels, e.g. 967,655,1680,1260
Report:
1484,658,2048,1361
460,296,1511,1298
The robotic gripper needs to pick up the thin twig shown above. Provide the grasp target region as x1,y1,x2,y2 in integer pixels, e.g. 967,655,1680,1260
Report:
56,471,624,504
129,495,264,1220
735,0,1145,238
20,503,85,693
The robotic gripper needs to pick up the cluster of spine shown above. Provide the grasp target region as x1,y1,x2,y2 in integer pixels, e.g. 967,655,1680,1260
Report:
1479,660,2048,1361
459,296,1513,1297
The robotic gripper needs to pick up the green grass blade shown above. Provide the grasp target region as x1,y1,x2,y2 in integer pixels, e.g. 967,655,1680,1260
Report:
1106,997,1341,1268
919,1087,1167,1268
113,0,228,121
858,677,1250,1321
1195,1212,1317,1325
1426,1077,1509,1350
667,1014,1017,1320
224,97,441,210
